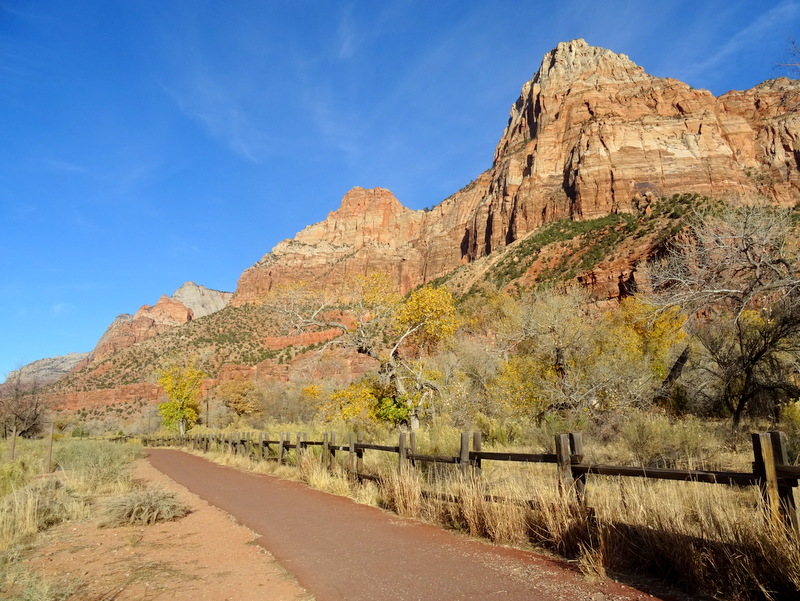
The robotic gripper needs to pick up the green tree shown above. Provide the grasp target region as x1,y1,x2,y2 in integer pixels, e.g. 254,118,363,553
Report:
157,361,207,434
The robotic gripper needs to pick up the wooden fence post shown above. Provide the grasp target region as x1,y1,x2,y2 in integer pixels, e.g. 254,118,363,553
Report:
769,431,799,533
46,423,55,473
753,432,782,524
569,432,586,505
322,432,329,469
277,432,285,465
329,432,337,469
460,432,470,476
357,431,364,475
472,431,482,478
399,432,407,471
349,432,357,477
555,433,573,496
10,425,17,461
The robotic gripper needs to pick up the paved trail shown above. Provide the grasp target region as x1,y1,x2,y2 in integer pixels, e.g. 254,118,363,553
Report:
147,449,665,601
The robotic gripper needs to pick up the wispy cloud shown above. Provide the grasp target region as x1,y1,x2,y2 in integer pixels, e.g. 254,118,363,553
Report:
43,158,87,173
163,78,264,163
681,0,800,82
336,3,357,60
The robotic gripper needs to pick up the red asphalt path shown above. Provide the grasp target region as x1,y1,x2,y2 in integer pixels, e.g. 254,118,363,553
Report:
147,449,665,601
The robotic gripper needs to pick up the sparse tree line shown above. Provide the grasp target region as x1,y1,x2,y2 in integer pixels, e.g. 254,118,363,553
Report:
145,199,800,453
5,198,800,449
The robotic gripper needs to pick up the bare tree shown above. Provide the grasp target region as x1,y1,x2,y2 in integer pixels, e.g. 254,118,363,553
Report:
260,274,459,429
0,372,48,438
651,201,800,426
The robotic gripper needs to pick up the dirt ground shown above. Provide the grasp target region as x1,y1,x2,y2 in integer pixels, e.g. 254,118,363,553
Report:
11,459,311,601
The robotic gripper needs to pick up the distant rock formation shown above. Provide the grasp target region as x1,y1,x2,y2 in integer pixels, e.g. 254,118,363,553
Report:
93,282,232,360
172,281,233,318
2,352,91,389
234,39,800,304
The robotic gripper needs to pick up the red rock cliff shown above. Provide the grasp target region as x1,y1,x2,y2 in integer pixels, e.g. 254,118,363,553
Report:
234,39,800,303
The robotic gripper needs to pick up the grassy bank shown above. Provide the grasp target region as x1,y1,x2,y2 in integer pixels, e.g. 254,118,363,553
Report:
0,439,148,599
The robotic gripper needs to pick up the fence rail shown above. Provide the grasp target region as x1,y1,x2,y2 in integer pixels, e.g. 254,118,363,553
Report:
141,429,800,532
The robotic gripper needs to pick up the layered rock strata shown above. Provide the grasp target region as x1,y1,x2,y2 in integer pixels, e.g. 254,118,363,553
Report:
235,39,800,304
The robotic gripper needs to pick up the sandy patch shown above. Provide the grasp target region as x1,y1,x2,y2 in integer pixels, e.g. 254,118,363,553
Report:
13,458,311,601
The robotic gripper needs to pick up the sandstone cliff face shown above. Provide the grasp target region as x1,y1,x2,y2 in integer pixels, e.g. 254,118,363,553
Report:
465,39,800,260
234,39,800,303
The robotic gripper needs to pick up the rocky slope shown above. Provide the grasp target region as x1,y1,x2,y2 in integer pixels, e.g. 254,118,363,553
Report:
234,39,800,303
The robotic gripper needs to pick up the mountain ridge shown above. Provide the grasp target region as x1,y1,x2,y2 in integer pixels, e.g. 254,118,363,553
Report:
7,39,800,408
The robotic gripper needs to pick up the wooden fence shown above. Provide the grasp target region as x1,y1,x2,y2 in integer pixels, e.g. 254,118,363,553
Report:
142,429,800,532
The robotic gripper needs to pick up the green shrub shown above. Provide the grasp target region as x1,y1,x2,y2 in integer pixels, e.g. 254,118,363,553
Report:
621,412,718,469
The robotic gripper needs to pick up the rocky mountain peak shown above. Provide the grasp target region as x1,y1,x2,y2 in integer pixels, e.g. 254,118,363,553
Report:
236,39,800,306
172,281,233,319
336,186,405,215
535,39,649,90
24,40,800,408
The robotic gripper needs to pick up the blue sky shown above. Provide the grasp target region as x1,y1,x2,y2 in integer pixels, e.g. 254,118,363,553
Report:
2,0,799,380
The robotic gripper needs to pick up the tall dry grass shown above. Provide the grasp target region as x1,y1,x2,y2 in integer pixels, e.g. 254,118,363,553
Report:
1,440,144,551
169,423,800,600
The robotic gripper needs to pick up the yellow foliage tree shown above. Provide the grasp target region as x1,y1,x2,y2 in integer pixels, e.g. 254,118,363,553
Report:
215,378,258,417
600,296,686,380
492,355,556,423
395,286,460,355
321,378,409,426
157,361,207,434
323,380,377,424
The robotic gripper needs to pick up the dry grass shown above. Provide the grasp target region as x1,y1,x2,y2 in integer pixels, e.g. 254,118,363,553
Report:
590,478,800,600
1,440,149,599
0,478,84,551
100,487,189,527
171,427,800,600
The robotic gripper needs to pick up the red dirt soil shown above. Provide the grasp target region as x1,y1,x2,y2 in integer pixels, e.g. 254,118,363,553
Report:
147,449,672,601
13,457,308,601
